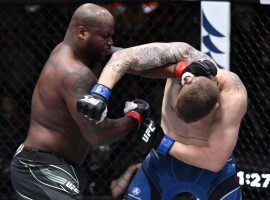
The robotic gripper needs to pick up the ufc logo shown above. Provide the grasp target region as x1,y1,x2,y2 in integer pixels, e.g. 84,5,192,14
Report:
82,96,99,105
142,123,155,143
65,181,79,194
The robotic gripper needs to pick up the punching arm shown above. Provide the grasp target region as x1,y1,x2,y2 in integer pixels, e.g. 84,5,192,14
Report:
78,42,217,121
98,42,217,89
60,62,137,146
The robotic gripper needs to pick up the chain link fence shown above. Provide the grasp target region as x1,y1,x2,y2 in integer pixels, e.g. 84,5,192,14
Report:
0,2,269,199
231,3,270,200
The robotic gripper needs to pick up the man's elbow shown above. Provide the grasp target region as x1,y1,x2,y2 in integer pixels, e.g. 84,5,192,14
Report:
207,156,228,172
209,164,224,173
207,157,227,172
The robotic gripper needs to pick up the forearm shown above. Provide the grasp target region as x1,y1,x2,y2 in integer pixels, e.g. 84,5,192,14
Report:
102,46,124,64
128,63,176,79
137,119,229,172
82,117,136,146
98,42,215,89
169,142,227,172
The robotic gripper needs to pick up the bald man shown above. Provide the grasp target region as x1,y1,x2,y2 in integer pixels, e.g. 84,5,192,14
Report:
10,4,150,200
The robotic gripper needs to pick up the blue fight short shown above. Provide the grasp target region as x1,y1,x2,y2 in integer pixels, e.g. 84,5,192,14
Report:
126,150,241,200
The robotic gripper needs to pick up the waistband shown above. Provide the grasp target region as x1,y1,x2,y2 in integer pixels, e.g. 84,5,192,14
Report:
14,144,78,166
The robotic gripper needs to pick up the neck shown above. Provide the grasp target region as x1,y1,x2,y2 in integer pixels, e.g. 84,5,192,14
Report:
63,33,93,67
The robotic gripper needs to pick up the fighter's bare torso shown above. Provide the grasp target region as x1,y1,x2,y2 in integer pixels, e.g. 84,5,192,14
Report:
161,75,222,147
24,43,94,165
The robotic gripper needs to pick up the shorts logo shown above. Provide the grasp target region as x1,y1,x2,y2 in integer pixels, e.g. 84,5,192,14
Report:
132,187,141,196
65,181,79,194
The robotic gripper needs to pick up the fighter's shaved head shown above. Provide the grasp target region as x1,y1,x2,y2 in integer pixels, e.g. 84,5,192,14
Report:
64,3,115,64
70,3,114,30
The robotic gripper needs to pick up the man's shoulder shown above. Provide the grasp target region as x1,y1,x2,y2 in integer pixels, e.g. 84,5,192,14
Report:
217,69,236,79
45,53,93,78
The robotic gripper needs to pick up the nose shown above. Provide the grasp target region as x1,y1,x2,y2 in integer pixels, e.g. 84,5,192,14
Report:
108,37,113,46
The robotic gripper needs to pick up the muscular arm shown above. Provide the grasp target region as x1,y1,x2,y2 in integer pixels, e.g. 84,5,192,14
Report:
61,62,135,146
128,64,176,79
169,70,247,172
102,46,123,64
98,42,216,88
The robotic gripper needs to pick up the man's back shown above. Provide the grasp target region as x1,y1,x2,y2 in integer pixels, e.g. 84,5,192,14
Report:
24,43,92,164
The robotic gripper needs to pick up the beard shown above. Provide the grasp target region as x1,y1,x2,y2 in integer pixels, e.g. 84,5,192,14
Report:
85,40,105,64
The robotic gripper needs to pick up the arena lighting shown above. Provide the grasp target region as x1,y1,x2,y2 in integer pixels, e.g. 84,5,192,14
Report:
24,5,41,13
108,2,159,15
141,2,159,14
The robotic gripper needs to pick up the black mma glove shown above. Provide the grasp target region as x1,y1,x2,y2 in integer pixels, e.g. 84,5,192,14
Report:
138,118,175,156
182,59,217,77
174,60,217,79
76,83,111,122
123,99,150,127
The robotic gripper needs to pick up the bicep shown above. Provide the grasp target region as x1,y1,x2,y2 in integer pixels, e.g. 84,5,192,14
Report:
219,71,248,125
209,125,239,164
60,68,97,134
210,71,247,159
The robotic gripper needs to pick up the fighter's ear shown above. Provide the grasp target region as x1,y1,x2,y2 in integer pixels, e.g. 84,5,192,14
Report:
77,26,88,40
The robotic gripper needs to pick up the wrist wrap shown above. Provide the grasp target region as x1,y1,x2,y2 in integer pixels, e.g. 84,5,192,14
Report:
157,134,175,156
91,84,111,101
125,111,142,127
174,60,190,78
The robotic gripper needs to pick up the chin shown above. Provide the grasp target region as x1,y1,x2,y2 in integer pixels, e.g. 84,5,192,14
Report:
92,53,104,62
102,53,111,61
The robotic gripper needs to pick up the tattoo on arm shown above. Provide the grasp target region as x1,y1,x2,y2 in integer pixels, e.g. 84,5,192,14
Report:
231,73,246,92
105,42,218,74
136,46,173,68
61,70,93,98
187,45,218,67
133,43,191,69
106,43,186,73
107,49,135,73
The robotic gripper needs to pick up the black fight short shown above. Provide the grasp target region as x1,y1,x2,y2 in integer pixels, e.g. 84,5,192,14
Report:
10,144,87,200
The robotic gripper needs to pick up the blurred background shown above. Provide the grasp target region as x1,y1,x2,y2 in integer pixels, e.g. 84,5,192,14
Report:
0,1,269,199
